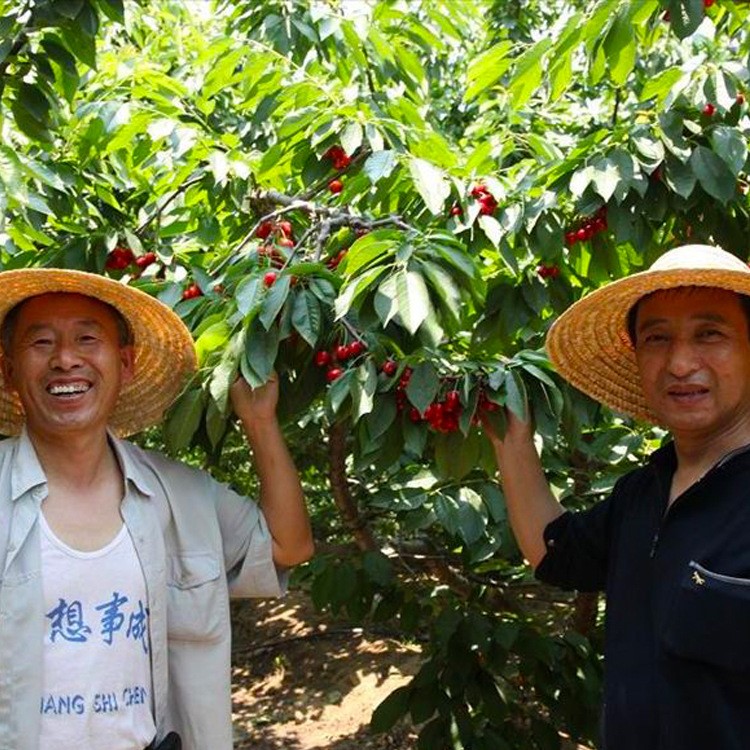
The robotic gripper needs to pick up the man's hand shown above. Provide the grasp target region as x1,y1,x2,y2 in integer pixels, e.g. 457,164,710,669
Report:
230,372,314,568
230,373,279,426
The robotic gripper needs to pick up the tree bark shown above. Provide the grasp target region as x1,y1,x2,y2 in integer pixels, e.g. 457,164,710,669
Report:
327,420,378,551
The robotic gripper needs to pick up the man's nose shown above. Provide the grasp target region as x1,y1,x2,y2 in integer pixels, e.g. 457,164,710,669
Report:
666,337,700,377
49,341,83,370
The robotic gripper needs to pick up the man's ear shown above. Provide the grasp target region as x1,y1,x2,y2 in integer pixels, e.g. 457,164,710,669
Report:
0,355,16,392
119,345,135,385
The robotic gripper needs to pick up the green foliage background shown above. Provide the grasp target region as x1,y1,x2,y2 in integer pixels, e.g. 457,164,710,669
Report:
2,0,749,747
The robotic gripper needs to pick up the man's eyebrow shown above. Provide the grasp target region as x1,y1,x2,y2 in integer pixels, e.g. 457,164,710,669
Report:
20,319,108,337
637,312,729,331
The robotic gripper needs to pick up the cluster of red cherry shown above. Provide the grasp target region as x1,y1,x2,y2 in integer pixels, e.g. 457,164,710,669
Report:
387,367,500,433
564,206,608,246
537,264,561,279
314,339,368,382
105,246,157,273
470,184,498,216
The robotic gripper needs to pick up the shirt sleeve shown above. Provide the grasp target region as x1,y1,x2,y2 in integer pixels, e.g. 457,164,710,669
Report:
209,476,288,598
534,486,618,593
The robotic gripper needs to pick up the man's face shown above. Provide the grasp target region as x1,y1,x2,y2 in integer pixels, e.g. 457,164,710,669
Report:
634,287,750,442
1,293,134,440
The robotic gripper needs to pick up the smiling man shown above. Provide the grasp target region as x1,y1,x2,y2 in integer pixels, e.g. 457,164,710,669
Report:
483,245,750,750
0,270,314,750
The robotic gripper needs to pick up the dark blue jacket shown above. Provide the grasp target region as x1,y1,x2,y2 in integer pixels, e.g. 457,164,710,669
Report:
536,442,750,750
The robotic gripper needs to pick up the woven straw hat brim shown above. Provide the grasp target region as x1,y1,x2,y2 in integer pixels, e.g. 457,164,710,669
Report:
0,269,197,437
546,258,750,424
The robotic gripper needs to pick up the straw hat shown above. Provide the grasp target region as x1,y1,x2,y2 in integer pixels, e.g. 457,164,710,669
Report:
546,244,750,424
0,268,197,437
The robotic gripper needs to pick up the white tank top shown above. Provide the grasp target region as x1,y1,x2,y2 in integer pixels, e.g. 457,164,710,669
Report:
39,512,155,749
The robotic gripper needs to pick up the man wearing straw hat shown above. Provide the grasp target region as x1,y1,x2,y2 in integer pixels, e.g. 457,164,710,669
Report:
0,269,314,750
485,244,750,750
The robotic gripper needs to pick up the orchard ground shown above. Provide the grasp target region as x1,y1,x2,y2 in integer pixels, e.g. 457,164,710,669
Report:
230,590,593,750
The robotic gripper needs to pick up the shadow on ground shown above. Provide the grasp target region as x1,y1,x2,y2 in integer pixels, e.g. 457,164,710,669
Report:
230,594,420,750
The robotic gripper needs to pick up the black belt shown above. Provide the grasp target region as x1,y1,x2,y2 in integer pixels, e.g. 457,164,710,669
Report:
146,732,181,750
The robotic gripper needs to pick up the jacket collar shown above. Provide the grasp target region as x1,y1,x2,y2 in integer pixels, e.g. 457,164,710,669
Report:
10,425,155,502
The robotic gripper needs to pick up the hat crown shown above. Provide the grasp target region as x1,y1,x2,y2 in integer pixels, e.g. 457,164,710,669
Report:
650,244,750,274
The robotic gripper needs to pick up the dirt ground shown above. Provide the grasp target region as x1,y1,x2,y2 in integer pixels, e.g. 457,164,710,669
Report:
229,590,593,750
230,591,421,749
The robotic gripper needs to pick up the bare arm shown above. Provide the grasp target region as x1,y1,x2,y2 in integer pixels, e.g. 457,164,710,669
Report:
230,374,314,568
483,412,565,568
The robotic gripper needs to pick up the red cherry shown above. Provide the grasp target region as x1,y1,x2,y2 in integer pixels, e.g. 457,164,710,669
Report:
277,220,293,238
105,246,135,270
737,94,745,106
329,179,344,194
575,228,588,242
182,283,202,300
135,251,157,269
314,350,331,367
263,271,277,287
704,0,714,7
409,407,422,423
478,195,498,215
255,221,274,239
326,367,344,383
470,184,488,198
445,390,461,411
449,204,462,217
334,344,350,361
348,340,365,357
703,102,716,117
381,360,398,377
278,237,295,248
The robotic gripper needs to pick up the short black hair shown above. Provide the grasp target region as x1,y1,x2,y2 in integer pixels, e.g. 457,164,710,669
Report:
0,294,133,355
626,288,750,346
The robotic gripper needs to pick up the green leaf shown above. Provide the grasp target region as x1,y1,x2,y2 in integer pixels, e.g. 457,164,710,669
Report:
362,550,394,586
465,40,513,102
260,275,292,330
235,276,263,317
371,686,412,733
710,126,748,177
243,318,279,387
405,361,440,414
351,361,377,420
291,289,322,348
664,154,696,199
602,10,635,86
508,38,552,107
163,388,204,452
504,369,528,421
640,67,684,105
434,487,486,543
666,0,704,40
396,270,432,335
409,158,450,215
340,122,363,155
364,150,397,184
195,321,231,365
434,430,482,481
690,146,735,204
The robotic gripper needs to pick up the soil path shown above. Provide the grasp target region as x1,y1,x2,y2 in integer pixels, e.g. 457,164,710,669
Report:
230,592,420,749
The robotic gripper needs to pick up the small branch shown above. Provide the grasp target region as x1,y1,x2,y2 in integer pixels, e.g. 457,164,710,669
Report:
328,420,379,552
135,175,204,236
611,87,621,128
232,624,424,658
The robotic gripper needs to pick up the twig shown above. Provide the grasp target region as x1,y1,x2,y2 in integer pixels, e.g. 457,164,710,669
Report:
135,175,204,236
232,625,425,658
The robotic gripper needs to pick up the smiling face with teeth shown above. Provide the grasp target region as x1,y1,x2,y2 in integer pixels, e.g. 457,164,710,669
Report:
634,287,750,447
1,293,135,441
